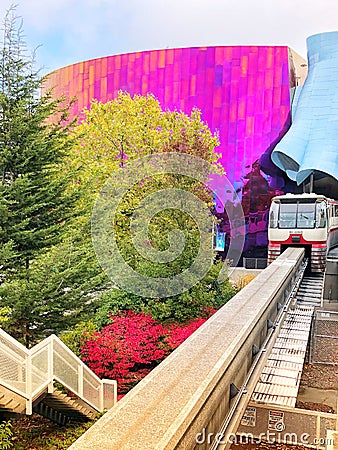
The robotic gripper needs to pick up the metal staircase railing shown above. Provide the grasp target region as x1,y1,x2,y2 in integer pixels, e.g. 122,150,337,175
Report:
0,329,116,415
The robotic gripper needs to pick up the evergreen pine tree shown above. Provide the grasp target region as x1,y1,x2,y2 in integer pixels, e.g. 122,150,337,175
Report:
0,6,74,271
0,7,77,346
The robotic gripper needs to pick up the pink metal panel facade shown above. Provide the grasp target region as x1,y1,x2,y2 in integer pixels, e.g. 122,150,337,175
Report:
45,46,293,185
45,46,296,258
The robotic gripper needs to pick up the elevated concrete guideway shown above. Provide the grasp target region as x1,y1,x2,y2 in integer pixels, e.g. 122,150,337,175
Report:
70,247,306,450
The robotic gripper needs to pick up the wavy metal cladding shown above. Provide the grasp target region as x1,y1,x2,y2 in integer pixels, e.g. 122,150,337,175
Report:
272,32,338,185
43,46,295,187
43,46,303,258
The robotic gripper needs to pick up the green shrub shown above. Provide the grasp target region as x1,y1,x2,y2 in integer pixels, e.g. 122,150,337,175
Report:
0,420,13,449
60,321,97,357
95,260,237,325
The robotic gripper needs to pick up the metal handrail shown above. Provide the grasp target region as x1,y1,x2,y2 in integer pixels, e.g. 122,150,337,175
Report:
0,328,117,414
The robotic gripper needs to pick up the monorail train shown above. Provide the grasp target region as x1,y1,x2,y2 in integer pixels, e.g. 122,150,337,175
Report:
268,193,338,272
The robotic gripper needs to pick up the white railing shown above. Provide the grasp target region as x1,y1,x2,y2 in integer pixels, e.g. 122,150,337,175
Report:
0,329,117,415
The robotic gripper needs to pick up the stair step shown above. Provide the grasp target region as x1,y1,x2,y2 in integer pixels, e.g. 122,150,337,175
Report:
0,388,26,414
53,391,69,400
301,280,322,284
297,291,321,296
298,285,322,289
296,272,323,307
298,289,321,293
297,298,321,303
38,389,98,421
298,303,321,308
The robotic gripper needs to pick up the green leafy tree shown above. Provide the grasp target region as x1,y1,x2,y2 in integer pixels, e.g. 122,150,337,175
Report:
95,260,236,326
65,92,220,203
60,320,97,357
65,92,234,324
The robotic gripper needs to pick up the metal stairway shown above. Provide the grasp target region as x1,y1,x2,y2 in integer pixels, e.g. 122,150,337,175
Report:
0,329,117,424
251,260,317,408
251,265,325,408
252,305,314,407
33,388,98,425
296,273,324,307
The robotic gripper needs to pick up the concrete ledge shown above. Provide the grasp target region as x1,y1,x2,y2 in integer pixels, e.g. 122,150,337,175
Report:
70,248,305,450
228,267,262,283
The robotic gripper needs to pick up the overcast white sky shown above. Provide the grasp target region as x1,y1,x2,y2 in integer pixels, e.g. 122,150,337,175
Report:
1,0,337,75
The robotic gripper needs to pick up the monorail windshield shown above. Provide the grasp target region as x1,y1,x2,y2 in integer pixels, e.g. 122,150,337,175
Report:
269,200,327,229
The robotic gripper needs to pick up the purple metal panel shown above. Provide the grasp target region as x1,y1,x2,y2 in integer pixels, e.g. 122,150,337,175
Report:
45,45,295,257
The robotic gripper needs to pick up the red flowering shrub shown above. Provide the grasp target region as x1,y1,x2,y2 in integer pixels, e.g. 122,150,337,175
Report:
165,317,207,350
81,310,167,392
81,308,216,394
165,308,216,350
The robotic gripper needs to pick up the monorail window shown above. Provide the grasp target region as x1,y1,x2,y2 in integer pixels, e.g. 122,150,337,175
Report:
269,201,279,228
316,202,326,228
297,203,315,228
278,201,316,229
279,203,297,228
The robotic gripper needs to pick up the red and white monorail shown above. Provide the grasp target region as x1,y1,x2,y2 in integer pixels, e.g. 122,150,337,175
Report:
268,193,338,272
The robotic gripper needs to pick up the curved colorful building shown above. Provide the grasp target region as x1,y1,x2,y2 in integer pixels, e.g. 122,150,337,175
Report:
45,45,308,259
